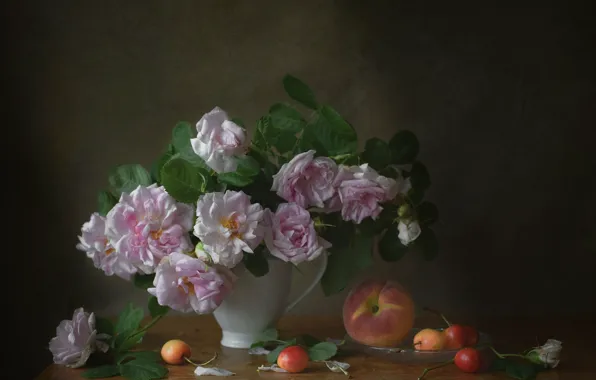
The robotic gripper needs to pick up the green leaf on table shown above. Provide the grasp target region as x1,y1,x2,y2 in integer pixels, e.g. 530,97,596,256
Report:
282,74,319,110
235,155,260,177
269,103,306,133
243,248,269,277
362,137,392,171
133,273,155,290
302,106,358,156
389,130,419,164
117,351,161,365
266,344,288,364
307,342,338,361
151,144,176,183
96,317,114,336
321,233,373,296
416,201,438,226
504,359,538,380
414,228,438,260
160,156,211,203
81,364,121,378
97,190,118,216
256,327,279,342
108,164,153,197
378,227,409,262
408,161,431,191
148,296,169,318
119,359,168,380
300,334,322,347
115,303,144,335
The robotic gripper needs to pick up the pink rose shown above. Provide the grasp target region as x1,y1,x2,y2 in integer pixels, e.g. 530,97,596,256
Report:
271,150,337,209
263,203,331,265
325,164,398,224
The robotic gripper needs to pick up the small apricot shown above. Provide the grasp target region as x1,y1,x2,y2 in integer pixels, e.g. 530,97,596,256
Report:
413,328,446,351
160,339,192,365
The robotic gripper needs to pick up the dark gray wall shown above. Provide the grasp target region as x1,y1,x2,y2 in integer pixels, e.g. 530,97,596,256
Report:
8,1,595,377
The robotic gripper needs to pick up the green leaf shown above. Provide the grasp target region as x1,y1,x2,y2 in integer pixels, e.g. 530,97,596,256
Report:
235,155,260,177
378,227,409,262
269,103,306,133
97,190,118,216
171,121,194,153
307,342,338,361
151,144,175,183
256,327,279,342
115,303,144,335
109,164,153,196
114,329,145,352
414,228,438,260
267,345,288,364
407,188,425,206
117,351,161,365
389,130,419,164
303,106,358,156
504,359,538,380
253,116,271,150
231,117,244,127
282,74,319,110
133,274,155,290
362,137,392,170
300,334,322,347
81,365,120,378
321,233,373,296
408,161,431,191
148,296,169,318
160,156,211,203
357,204,398,236
217,172,253,187
119,359,168,380
243,249,269,277
274,131,299,154
96,317,114,336
416,201,438,226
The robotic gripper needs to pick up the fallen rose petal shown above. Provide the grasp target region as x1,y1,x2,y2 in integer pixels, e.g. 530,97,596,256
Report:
248,347,270,355
257,364,287,372
326,360,350,373
194,366,235,376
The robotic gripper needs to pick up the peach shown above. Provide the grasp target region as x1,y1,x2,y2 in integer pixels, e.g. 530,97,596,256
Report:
342,279,415,347
160,339,191,365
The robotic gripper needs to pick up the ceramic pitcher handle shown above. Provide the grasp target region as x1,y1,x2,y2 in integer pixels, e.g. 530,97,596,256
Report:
284,253,328,314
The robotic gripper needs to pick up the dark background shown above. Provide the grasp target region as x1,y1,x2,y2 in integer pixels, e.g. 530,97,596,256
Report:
6,1,595,378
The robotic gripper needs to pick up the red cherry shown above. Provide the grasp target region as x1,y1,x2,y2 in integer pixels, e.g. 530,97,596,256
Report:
454,347,482,373
443,325,467,349
277,345,309,373
463,326,479,346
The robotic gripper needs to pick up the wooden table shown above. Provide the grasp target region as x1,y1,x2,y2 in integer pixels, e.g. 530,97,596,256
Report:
36,314,595,379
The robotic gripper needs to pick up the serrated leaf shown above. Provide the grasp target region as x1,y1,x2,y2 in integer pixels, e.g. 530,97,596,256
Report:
303,106,358,156
115,303,144,335
362,137,392,170
505,359,538,380
119,359,168,380
282,74,319,109
407,188,425,206
235,155,260,177
160,156,211,203
217,172,253,187
253,116,271,150
81,364,120,378
416,201,438,226
95,317,114,336
321,233,373,296
389,130,419,164
171,121,194,153
151,144,175,183
266,345,287,364
378,227,409,262
408,161,431,191
415,228,438,260
97,190,118,216
117,350,161,365
269,102,306,133
256,327,279,342
307,342,338,361
133,273,155,289
108,164,153,197
148,296,169,318
243,249,269,277
113,328,143,352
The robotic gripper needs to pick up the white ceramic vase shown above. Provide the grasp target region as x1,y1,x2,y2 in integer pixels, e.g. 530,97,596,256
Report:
212,254,328,349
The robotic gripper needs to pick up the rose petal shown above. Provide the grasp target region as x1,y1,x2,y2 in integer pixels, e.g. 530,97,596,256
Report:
257,364,287,373
326,360,350,373
194,366,235,376
248,347,270,355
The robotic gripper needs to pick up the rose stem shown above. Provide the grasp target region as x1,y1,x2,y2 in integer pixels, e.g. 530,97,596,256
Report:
489,346,527,359
418,359,454,380
184,352,218,366
422,307,451,327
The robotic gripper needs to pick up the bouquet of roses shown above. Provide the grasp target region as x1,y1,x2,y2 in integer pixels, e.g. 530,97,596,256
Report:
48,75,438,379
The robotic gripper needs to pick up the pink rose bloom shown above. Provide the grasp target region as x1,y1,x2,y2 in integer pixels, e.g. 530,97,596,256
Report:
193,190,264,268
48,308,109,368
76,213,137,280
106,184,194,274
263,203,331,265
271,150,338,209
190,106,247,173
326,164,398,224
147,252,235,314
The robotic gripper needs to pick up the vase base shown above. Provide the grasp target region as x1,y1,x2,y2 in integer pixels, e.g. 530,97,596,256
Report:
220,330,260,349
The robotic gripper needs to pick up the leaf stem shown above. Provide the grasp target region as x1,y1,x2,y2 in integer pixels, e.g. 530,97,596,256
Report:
127,315,164,343
418,359,454,380
422,307,451,327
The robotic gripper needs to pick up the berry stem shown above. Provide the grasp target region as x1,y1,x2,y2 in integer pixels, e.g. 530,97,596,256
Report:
422,307,451,326
417,359,454,380
184,352,218,367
